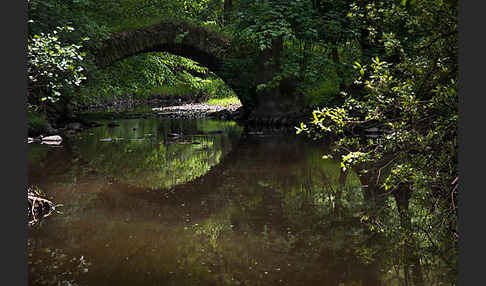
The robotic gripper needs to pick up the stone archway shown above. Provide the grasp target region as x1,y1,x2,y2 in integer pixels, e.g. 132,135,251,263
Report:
95,20,233,83
95,20,305,123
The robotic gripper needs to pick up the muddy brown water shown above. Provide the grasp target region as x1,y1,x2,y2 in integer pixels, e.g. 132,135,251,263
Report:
28,117,416,286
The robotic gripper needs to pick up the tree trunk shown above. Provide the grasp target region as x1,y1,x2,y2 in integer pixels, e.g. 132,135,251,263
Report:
223,0,233,24
252,35,285,116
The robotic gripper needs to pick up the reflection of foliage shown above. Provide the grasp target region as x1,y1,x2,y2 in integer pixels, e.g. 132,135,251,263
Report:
363,195,458,285
76,118,241,189
28,238,91,286
185,182,386,285
28,186,57,226
192,216,232,249
29,121,450,285
28,144,49,166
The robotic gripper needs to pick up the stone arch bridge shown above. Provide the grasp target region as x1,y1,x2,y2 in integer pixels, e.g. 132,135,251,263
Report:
95,21,232,79
95,20,305,122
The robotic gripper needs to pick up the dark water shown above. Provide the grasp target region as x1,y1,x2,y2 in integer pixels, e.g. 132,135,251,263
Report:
28,117,416,286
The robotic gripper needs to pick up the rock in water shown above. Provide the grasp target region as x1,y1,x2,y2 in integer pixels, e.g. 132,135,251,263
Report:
41,135,62,142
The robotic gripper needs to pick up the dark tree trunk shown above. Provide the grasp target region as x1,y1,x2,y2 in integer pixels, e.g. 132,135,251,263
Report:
251,35,287,116
223,0,233,24
338,168,348,186
332,46,347,92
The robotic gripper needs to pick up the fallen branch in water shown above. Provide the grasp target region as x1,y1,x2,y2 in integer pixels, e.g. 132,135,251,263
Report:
28,187,56,226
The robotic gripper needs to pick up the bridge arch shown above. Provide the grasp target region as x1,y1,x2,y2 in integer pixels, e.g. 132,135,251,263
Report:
95,20,234,84
94,20,299,120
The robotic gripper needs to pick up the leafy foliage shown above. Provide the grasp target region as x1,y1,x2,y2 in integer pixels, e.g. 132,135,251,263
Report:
27,0,235,110
27,0,459,284
223,0,362,109
77,51,236,107
27,109,49,135
297,0,458,282
27,25,88,105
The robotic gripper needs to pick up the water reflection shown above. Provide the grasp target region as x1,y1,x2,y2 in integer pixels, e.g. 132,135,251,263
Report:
28,118,437,286
29,118,243,190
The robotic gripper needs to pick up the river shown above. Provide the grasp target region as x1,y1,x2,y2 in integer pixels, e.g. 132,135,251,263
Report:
28,115,439,286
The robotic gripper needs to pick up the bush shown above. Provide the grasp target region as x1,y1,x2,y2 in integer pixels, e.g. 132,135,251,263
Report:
304,68,340,108
27,25,88,105
27,111,48,136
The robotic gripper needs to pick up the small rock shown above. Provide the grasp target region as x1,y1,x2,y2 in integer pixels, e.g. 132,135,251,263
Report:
42,135,62,142
41,136,62,145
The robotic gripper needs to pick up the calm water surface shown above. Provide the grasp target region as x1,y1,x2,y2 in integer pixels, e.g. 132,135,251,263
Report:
28,117,405,286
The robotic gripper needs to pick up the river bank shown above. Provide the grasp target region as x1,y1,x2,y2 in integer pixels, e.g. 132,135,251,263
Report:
28,95,241,136
28,95,312,138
